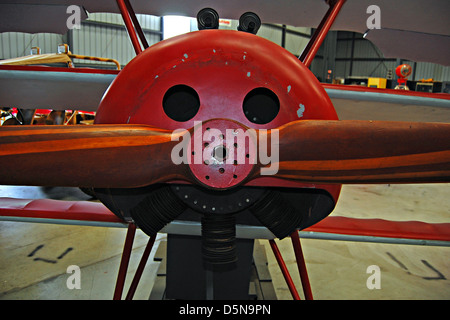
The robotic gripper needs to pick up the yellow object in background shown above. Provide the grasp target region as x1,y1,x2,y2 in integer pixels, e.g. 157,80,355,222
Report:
368,77,387,89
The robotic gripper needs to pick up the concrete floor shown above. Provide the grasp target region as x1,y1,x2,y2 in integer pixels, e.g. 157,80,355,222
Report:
265,183,450,300
0,101,449,300
0,184,449,300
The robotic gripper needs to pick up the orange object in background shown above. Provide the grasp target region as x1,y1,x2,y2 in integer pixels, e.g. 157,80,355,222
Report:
395,64,412,90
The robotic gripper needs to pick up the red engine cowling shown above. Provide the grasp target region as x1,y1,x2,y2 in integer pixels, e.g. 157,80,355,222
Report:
96,29,340,198
94,29,342,262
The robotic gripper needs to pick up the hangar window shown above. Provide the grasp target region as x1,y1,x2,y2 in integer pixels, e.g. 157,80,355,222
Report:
163,84,200,122
243,87,280,124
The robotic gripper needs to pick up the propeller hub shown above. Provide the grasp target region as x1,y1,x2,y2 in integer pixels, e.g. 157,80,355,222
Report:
188,119,256,189
212,145,228,162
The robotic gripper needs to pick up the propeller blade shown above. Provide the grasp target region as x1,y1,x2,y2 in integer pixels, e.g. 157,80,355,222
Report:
1,120,448,190
256,120,450,184
0,124,191,188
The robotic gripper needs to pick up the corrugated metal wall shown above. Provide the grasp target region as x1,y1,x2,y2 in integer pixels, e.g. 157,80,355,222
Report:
71,13,161,68
0,12,162,68
410,61,450,82
334,31,397,80
2,14,447,83
1,13,308,68
0,32,66,59
333,31,450,82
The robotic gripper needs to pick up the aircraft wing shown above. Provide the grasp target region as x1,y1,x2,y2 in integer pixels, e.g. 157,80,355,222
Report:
324,84,450,122
0,0,449,66
324,84,450,109
0,197,125,227
0,197,449,246
0,65,118,111
1,64,448,112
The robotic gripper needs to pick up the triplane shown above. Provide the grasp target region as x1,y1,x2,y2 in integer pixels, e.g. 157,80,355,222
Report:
0,0,449,300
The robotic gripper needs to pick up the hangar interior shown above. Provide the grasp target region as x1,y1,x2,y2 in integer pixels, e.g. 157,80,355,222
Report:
0,9,449,300
1,12,449,88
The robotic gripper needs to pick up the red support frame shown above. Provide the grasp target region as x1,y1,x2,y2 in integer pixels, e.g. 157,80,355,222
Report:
299,0,347,67
269,239,301,300
123,0,150,49
113,224,157,300
116,0,143,55
269,234,314,301
290,231,313,300
113,223,137,300
125,235,156,300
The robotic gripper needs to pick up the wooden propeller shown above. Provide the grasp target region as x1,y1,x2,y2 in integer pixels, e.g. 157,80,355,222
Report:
258,120,450,184
0,120,448,189
0,124,187,188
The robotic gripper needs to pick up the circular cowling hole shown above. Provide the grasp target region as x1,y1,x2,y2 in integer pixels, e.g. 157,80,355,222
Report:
163,85,200,122
243,87,280,124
